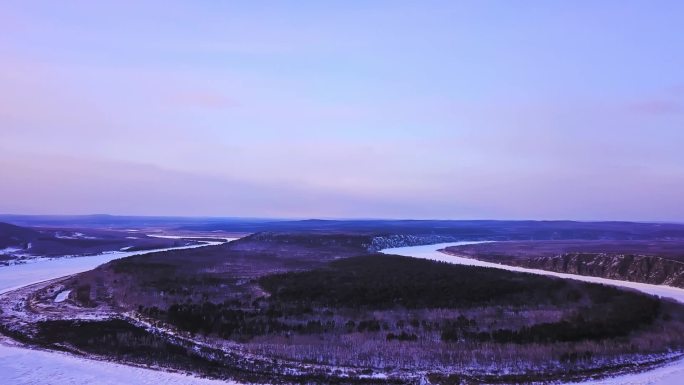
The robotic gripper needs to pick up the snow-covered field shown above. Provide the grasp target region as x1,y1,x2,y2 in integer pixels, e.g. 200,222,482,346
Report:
0,238,239,385
382,242,684,385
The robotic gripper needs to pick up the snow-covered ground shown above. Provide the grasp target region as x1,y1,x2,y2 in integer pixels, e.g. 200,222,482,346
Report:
0,238,239,385
54,231,97,240
382,241,684,385
147,234,238,242
3,238,684,384
53,289,71,303
0,247,23,254
0,341,237,385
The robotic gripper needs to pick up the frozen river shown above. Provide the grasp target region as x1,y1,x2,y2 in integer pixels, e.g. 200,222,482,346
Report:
0,238,240,385
383,242,684,385
0,240,235,295
1,239,684,384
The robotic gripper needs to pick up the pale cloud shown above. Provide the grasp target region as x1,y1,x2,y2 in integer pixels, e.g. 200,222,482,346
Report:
165,89,239,110
627,99,682,115
2,148,683,221
0,151,476,218
1,1,684,220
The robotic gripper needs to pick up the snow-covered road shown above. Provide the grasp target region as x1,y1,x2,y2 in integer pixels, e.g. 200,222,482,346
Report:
382,241,684,385
0,238,239,385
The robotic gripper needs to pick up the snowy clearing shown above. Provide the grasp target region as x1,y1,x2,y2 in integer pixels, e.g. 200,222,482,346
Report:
54,289,71,303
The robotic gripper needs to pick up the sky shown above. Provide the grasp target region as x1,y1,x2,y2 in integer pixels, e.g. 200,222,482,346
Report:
1,1,683,221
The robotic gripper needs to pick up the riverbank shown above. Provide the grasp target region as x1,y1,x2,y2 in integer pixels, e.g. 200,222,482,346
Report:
4,237,684,384
0,238,238,385
383,242,684,385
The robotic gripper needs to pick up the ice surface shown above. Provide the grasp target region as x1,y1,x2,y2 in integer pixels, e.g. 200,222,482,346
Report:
0,343,237,385
0,238,240,385
0,239,234,295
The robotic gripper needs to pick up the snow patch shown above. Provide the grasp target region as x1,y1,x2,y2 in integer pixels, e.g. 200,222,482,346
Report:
0,247,22,254
54,232,97,240
147,234,237,242
54,290,71,303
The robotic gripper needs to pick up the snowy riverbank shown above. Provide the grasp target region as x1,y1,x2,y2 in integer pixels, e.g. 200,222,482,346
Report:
0,340,238,385
2,239,684,384
382,241,684,385
0,238,239,385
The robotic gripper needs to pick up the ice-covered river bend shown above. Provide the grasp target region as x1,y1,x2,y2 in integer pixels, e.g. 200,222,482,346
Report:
383,242,684,385
0,238,240,385
1,240,684,384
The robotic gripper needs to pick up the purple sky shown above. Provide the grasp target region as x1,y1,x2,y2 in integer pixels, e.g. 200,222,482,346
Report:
1,1,683,220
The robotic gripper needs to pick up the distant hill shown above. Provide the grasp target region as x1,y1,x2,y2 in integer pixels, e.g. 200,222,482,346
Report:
0,222,40,249
0,221,199,260
4,215,684,242
0,214,273,229
180,219,684,241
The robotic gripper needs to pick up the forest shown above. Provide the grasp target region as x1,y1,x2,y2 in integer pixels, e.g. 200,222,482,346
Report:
148,254,665,347
11,231,684,384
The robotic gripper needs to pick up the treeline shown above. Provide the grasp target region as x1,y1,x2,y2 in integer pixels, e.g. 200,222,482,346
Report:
159,302,338,339
154,293,659,346
442,294,660,343
259,254,580,309
35,319,190,361
157,302,419,339
149,255,664,346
